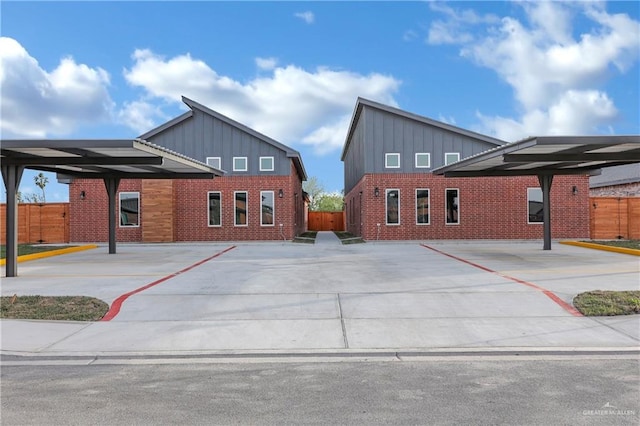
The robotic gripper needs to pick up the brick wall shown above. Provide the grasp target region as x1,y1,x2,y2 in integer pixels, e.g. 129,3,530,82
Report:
345,173,590,240
590,182,640,197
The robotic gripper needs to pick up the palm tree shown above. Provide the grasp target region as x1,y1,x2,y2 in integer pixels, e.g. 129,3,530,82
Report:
34,172,48,203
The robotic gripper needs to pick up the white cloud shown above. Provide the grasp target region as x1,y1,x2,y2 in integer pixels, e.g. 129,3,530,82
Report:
0,37,114,138
295,11,315,24
256,57,278,71
428,2,499,45
123,49,400,154
438,114,456,125
118,100,167,134
428,1,640,140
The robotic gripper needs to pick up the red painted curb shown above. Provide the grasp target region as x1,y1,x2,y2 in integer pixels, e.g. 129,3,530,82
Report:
420,244,583,317
101,245,237,321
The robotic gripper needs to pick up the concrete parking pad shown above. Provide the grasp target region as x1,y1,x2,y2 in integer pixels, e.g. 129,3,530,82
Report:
1,236,638,355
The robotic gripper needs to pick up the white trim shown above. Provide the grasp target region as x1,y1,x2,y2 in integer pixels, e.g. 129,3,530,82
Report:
415,153,431,169
207,191,222,227
206,156,221,169
385,153,400,169
445,152,460,165
233,156,248,172
527,187,544,224
445,188,460,225
118,191,140,228
234,191,248,226
415,188,430,225
260,190,275,226
385,188,400,225
259,156,275,172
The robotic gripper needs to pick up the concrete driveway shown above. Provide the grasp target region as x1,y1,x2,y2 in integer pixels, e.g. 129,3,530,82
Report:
1,233,639,355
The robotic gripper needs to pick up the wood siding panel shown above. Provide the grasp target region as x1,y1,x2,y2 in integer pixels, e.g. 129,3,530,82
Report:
0,203,70,244
628,198,640,239
308,211,345,232
141,180,174,242
590,197,639,240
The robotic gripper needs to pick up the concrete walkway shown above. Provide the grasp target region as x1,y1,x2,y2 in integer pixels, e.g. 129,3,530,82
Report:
1,240,639,357
314,231,342,245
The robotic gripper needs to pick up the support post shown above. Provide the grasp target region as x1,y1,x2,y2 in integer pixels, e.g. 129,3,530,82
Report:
103,178,121,254
2,164,24,277
538,174,553,250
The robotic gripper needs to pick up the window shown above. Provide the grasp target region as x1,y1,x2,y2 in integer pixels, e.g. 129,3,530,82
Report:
233,157,247,172
206,157,221,169
208,192,221,226
528,188,543,223
415,153,431,168
445,188,459,224
445,152,460,165
119,192,139,227
385,153,400,168
259,156,274,171
261,191,274,226
235,191,248,226
416,189,430,225
386,189,400,225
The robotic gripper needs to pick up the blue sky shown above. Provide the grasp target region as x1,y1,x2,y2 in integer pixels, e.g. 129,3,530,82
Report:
2,1,639,202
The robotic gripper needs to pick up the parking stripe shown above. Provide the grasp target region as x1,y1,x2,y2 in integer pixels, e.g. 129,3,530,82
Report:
101,245,237,321
420,244,583,317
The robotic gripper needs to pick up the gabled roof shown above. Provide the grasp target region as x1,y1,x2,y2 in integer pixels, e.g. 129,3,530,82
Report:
341,97,506,161
140,97,307,181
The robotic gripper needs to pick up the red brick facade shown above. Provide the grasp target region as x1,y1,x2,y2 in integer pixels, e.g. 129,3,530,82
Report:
344,173,590,240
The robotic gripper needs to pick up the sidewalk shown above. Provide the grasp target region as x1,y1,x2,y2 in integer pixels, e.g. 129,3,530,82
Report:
314,231,342,245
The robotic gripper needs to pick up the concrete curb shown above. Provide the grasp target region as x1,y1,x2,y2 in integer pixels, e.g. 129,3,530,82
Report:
560,241,640,256
0,244,98,266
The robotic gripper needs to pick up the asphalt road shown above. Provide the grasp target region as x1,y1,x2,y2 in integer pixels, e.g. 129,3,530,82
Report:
2,356,638,425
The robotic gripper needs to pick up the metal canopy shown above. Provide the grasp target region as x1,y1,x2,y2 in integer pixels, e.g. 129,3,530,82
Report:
432,135,640,250
2,139,223,277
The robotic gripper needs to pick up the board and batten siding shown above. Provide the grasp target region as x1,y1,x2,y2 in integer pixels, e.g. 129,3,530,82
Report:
145,108,291,176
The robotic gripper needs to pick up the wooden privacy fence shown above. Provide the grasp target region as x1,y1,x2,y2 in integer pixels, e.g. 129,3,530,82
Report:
308,211,345,232
0,203,70,244
590,197,640,240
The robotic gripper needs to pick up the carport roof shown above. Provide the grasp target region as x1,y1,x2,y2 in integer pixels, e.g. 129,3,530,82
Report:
0,138,224,179
432,135,640,177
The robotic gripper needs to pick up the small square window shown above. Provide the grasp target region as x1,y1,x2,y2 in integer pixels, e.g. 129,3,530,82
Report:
445,152,460,165
385,153,400,168
260,156,274,171
206,157,221,169
233,157,247,172
415,153,431,168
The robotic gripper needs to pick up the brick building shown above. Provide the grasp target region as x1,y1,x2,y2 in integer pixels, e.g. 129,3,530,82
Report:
70,97,307,243
342,98,590,241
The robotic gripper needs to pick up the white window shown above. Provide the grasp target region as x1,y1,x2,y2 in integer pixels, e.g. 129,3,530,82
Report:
415,153,431,168
233,157,247,172
528,188,543,224
119,192,140,227
261,191,275,226
386,189,400,225
445,152,460,165
208,192,222,227
445,188,459,225
259,156,274,171
234,191,248,226
416,189,430,225
206,157,221,169
385,153,400,169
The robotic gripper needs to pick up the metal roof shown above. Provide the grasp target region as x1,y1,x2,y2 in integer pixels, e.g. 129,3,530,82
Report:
432,135,640,177
0,138,224,179
590,163,640,188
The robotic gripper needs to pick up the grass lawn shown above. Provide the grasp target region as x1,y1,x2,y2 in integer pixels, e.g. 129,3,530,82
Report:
0,244,74,259
586,240,640,250
573,290,640,316
293,231,317,243
0,295,109,321
333,231,366,244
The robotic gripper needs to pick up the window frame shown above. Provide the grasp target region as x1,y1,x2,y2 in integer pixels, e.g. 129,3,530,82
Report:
119,191,140,228
259,156,275,172
415,188,430,225
445,152,460,165
385,188,400,225
233,156,248,172
260,190,275,226
445,188,460,225
415,153,431,169
527,187,544,224
207,191,222,227
206,157,221,170
385,153,401,169
234,191,248,226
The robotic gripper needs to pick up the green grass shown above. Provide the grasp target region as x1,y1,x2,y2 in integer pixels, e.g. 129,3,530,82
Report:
573,290,640,316
0,295,109,321
293,231,317,243
0,244,74,259
586,240,640,250
333,231,366,244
